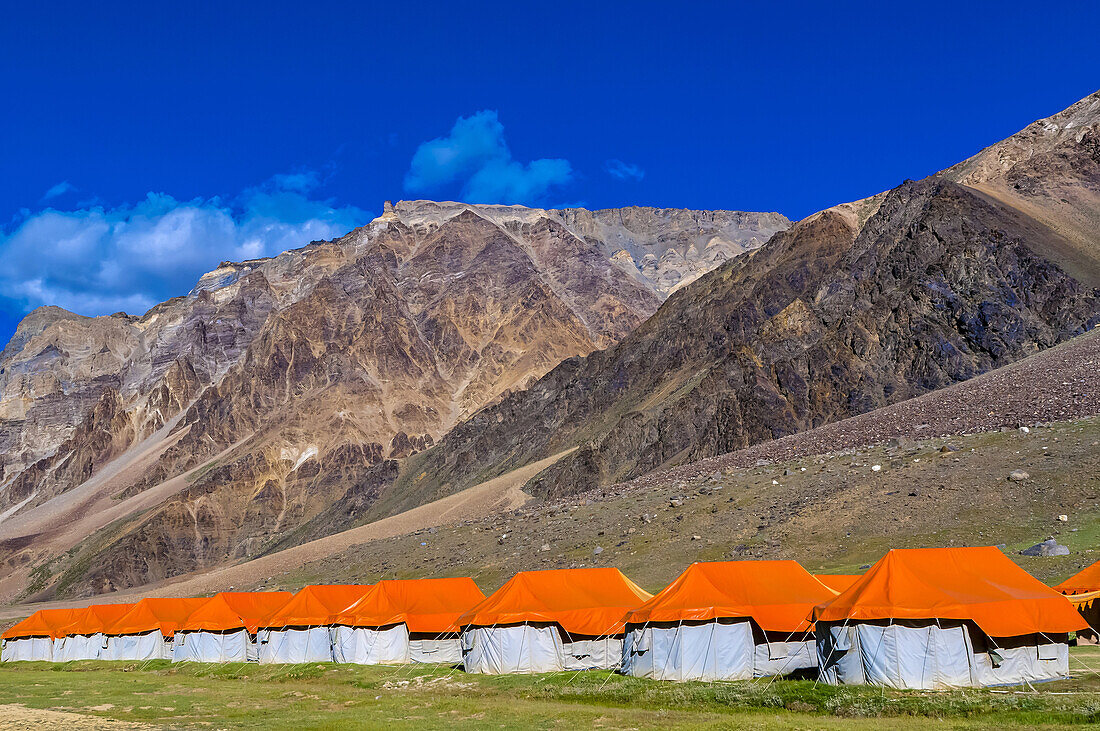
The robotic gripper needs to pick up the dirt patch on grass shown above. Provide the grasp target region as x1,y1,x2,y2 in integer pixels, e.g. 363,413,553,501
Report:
0,704,154,729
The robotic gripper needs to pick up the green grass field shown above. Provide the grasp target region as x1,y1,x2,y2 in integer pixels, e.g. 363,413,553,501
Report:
3,646,1100,729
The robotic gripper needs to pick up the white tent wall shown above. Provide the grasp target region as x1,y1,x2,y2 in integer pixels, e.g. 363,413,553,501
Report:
52,634,105,662
173,630,257,663
816,621,1071,689
102,631,173,661
258,627,334,663
332,624,409,664
1,636,52,662
562,634,623,671
622,620,752,681
462,624,564,674
969,630,1071,686
331,623,463,665
752,631,818,678
408,635,463,664
622,620,817,681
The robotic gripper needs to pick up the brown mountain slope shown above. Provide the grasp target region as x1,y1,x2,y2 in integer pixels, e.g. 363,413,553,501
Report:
388,93,1100,509
0,203,784,598
943,89,1100,286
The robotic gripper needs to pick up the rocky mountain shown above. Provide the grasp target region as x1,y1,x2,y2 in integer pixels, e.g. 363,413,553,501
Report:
385,201,790,297
942,90,1100,287
385,90,1100,507
0,202,786,597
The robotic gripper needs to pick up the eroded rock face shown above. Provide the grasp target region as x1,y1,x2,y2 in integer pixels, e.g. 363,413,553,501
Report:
389,200,792,300
942,90,1100,287
0,201,784,596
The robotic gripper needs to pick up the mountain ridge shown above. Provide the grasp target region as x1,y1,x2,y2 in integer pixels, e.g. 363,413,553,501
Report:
0,202,786,598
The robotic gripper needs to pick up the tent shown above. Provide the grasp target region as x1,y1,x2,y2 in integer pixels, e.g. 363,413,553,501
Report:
1054,561,1100,643
101,598,209,661
173,592,292,663
53,604,135,661
814,575,862,594
1,608,82,662
458,567,653,674
621,561,838,681
332,578,485,665
257,584,372,663
813,547,1087,688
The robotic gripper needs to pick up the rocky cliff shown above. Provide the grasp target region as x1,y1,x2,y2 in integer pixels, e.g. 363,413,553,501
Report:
0,202,786,596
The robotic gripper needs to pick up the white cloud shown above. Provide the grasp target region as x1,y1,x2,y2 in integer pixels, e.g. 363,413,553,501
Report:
404,110,573,205
42,181,76,200
604,159,645,182
0,174,367,317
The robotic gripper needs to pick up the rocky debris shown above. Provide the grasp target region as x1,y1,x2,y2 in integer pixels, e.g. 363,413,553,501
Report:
1057,515,1069,522
592,546,603,556
1009,470,1030,482
566,326,1100,500
1019,539,1070,557
669,497,684,508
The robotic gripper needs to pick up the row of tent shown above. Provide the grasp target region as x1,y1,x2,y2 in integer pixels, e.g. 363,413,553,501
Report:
3,546,1098,689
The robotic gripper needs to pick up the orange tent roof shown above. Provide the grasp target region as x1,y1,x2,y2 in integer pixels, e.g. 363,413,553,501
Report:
624,561,837,632
333,578,485,633
1054,560,1100,595
814,574,863,594
179,592,293,634
57,603,135,637
260,584,372,628
814,547,1088,637
103,597,210,638
2,608,83,640
456,568,652,636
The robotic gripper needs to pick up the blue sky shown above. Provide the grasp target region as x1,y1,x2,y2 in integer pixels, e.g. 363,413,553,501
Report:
1,0,1098,345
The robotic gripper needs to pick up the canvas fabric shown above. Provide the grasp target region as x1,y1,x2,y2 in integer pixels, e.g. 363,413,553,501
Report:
816,620,1071,688
258,627,334,663
172,629,258,663
622,619,817,681
1,636,53,662
102,630,174,661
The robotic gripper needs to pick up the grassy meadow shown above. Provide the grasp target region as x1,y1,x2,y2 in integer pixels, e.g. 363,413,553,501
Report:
2,646,1100,729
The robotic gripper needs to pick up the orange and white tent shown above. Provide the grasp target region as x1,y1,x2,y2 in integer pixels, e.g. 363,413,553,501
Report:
1055,561,1100,599
813,547,1087,688
53,603,135,661
173,592,292,663
257,584,372,663
621,561,837,681
331,578,485,664
1,608,82,662
1053,560,1100,641
457,567,652,674
101,597,210,661
813,574,862,594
